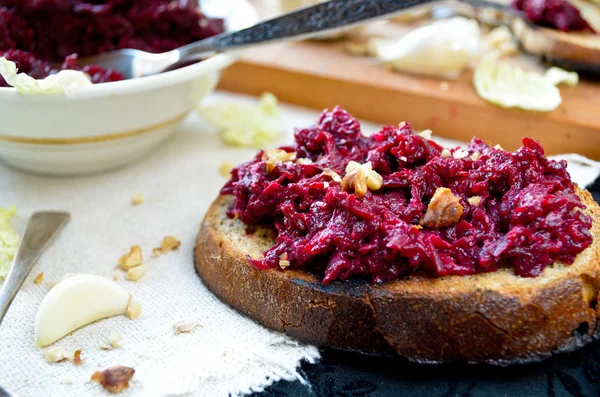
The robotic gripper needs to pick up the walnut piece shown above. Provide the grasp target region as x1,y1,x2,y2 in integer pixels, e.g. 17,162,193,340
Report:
322,168,342,183
34,272,44,285
118,246,142,270
295,158,313,165
126,301,142,320
467,196,482,206
152,236,181,258
126,263,147,281
131,194,144,206
261,149,296,174
45,346,66,363
341,161,383,199
70,349,82,365
452,149,469,159
421,187,464,229
279,253,290,269
440,149,452,158
91,365,135,394
219,161,234,178
101,333,123,350
418,129,433,140
174,320,202,335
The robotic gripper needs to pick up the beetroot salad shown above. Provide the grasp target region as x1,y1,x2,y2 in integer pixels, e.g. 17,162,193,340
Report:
0,0,225,86
221,107,593,285
511,0,595,32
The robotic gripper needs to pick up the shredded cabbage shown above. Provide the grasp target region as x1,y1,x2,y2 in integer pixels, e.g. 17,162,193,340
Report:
473,52,579,112
0,57,92,95
0,206,19,282
199,93,284,148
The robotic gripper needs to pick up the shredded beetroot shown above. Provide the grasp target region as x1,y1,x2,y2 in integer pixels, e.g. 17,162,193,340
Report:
221,107,593,284
0,0,225,86
512,0,595,32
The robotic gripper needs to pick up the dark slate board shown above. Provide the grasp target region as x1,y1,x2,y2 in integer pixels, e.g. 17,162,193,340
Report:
255,179,600,397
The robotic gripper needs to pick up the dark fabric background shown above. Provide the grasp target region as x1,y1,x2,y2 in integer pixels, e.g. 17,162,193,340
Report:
255,179,600,397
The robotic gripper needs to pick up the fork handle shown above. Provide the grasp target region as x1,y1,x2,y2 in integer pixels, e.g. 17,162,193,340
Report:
177,0,440,60
0,212,69,325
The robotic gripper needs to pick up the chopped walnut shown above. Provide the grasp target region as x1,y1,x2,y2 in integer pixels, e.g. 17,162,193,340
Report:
69,349,82,365
261,149,296,173
126,301,142,320
344,41,373,56
174,320,202,335
470,151,480,161
279,253,290,269
494,144,504,150
131,194,144,206
126,263,147,281
152,236,181,258
441,149,452,158
322,168,342,183
398,121,407,129
118,246,142,270
101,333,123,350
219,161,234,178
341,161,383,199
421,187,464,229
45,346,66,363
296,157,313,165
453,149,469,159
418,129,433,140
467,196,482,206
91,366,135,394
34,272,44,285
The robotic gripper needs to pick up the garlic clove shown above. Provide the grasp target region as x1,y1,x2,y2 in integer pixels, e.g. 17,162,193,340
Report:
35,274,131,347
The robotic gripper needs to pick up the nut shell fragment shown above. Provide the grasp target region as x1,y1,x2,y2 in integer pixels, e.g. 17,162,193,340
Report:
421,187,464,229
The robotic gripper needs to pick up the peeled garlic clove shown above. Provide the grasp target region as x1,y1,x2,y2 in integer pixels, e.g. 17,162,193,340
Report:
375,17,481,78
35,274,131,347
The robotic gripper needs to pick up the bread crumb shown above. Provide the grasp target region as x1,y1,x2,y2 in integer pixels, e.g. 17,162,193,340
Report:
152,236,181,258
45,346,66,363
174,320,203,334
219,162,234,178
131,194,144,206
126,263,147,281
34,272,44,284
126,301,142,320
118,246,142,270
440,82,449,91
91,366,135,394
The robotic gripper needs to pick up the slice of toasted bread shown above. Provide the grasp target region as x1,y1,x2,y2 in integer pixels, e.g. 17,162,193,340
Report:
195,189,600,365
511,17,600,74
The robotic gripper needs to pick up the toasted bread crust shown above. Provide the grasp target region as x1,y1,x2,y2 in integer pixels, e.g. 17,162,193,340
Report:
194,189,600,364
512,18,600,73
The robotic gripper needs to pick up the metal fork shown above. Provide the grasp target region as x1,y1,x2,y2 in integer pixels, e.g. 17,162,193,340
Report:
0,212,70,397
78,0,441,79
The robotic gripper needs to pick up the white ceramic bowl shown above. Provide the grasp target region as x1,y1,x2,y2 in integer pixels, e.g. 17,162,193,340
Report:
0,0,255,175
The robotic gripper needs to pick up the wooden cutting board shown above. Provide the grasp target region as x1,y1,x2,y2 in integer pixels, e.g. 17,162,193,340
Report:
217,20,600,159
